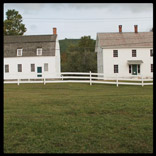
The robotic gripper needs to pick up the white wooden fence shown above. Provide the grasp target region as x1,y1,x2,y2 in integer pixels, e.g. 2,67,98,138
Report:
4,72,153,87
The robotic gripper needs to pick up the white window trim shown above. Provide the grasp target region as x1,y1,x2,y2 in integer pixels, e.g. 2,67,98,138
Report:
5,64,9,73
17,49,23,56
44,63,48,72
37,48,42,56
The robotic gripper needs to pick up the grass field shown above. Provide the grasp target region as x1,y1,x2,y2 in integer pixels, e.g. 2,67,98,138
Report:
4,83,153,153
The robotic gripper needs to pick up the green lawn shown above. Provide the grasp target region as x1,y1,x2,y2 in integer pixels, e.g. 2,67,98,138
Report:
4,83,153,153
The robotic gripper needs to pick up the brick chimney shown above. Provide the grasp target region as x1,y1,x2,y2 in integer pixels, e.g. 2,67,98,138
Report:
119,25,122,33
53,27,57,35
134,25,138,33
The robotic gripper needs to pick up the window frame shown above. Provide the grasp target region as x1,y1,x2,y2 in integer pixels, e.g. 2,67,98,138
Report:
113,50,118,57
114,64,118,73
36,48,42,56
138,64,140,73
17,64,22,72
129,65,131,73
5,64,9,73
44,63,48,72
151,64,153,72
132,50,137,57
150,49,153,57
17,49,23,56
31,64,35,72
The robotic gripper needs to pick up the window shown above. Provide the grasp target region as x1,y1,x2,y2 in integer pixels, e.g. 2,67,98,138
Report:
138,65,140,73
150,49,153,57
17,49,22,56
31,64,35,72
113,50,118,57
114,65,118,73
5,64,9,73
151,64,153,72
37,48,42,55
132,50,136,57
129,65,131,73
44,63,48,72
18,64,22,72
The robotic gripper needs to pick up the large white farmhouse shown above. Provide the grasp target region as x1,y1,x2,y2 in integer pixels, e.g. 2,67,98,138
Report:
95,25,153,78
4,28,61,79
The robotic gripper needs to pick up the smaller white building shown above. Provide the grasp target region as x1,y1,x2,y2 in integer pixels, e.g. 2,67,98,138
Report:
95,25,153,79
4,28,61,79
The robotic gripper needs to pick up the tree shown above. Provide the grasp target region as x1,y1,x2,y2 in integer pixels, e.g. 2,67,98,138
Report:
4,9,27,35
62,36,97,72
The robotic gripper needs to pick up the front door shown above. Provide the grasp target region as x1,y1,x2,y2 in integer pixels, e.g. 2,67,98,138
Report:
132,65,137,75
37,67,42,77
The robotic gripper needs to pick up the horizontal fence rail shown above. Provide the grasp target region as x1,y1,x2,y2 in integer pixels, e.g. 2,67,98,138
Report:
4,72,153,87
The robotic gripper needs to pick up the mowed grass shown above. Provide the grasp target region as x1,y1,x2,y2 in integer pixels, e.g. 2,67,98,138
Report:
4,83,153,153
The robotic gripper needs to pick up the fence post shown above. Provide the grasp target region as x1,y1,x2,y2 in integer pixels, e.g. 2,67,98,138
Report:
90,71,92,85
142,75,144,87
116,75,118,87
17,79,20,85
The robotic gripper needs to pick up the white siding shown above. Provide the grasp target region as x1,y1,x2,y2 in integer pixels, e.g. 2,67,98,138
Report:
55,36,61,74
101,48,153,78
4,56,60,79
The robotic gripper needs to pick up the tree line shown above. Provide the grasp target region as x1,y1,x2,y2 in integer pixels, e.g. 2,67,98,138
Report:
60,36,97,72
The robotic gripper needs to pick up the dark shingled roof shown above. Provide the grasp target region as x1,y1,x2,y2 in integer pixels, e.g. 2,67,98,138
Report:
4,35,57,57
96,32,153,49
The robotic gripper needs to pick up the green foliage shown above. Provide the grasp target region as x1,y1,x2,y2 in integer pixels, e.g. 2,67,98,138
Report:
59,39,79,53
60,36,97,72
4,83,153,153
4,9,27,35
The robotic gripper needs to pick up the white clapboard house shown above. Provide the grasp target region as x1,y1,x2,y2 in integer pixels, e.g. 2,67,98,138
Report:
95,25,153,78
4,28,61,79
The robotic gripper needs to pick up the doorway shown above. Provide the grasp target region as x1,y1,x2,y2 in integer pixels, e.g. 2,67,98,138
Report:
132,65,137,75
37,67,42,77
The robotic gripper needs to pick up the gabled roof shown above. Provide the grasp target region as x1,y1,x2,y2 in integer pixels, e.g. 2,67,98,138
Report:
4,35,57,43
4,34,57,57
96,32,153,49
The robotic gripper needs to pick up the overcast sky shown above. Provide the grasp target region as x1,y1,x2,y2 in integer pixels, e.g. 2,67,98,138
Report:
3,3,153,40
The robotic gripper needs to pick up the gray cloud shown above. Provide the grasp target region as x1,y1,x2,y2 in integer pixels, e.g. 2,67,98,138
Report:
4,3,46,14
46,3,153,13
4,3,153,13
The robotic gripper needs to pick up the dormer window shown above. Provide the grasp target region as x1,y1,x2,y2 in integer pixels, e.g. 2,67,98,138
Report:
37,48,42,56
17,49,22,56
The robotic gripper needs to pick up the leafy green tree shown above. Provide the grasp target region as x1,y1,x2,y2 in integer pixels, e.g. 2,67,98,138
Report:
62,36,97,72
4,9,27,35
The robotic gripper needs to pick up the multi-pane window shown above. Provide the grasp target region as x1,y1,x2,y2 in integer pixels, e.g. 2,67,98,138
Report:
132,50,137,57
31,64,35,72
113,50,118,57
150,49,153,57
5,64,9,73
17,49,22,56
114,65,118,73
44,63,48,72
138,64,140,73
151,64,153,72
18,64,22,72
37,48,42,55
129,65,131,73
